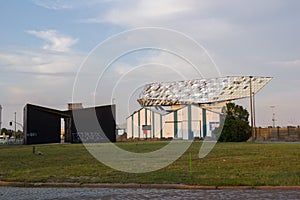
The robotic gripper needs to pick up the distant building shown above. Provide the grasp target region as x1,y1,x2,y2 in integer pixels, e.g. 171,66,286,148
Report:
68,103,83,110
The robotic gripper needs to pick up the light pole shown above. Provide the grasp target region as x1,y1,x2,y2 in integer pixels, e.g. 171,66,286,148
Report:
249,76,254,141
14,112,16,139
0,105,2,132
9,112,24,139
253,92,256,138
270,106,275,128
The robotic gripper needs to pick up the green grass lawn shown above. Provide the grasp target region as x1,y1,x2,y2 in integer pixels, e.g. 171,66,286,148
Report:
0,142,299,186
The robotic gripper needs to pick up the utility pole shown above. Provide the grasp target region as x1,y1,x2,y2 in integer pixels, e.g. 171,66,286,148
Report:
253,92,256,138
270,106,275,128
14,112,17,139
0,105,2,132
249,76,254,141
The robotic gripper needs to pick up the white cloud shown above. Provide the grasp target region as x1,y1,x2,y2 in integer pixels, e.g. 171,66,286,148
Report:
0,29,82,115
0,42,84,108
83,0,196,25
81,0,285,27
0,49,82,75
0,47,84,120
32,0,74,10
27,30,78,52
32,0,113,10
270,59,300,68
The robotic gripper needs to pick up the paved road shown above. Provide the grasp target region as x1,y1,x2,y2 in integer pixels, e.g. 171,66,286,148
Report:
1,187,300,200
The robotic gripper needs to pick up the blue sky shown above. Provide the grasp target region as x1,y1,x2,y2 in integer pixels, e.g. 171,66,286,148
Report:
1,0,300,129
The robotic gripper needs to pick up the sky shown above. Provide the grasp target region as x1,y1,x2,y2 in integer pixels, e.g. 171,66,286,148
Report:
0,0,300,129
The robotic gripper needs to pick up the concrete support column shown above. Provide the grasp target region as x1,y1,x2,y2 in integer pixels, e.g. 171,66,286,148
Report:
202,108,207,137
131,115,134,138
188,105,192,140
174,110,178,139
160,115,163,139
138,110,140,138
152,111,155,138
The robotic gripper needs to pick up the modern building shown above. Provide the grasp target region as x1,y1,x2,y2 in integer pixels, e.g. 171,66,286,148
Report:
127,103,224,140
127,76,272,140
23,103,116,145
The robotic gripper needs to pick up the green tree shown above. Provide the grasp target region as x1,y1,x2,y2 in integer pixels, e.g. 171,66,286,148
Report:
218,102,251,142
1,128,13,137
15,130,24,139
1,128,8,135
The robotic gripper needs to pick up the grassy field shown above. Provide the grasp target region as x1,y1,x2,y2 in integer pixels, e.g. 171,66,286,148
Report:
0,142,299,186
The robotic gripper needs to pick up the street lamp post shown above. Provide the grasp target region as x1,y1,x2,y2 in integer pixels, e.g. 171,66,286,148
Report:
0,105,2,132
249,76,254,141
14,112,16,139
253,92,256,138
10,112,24,140
270,106,276,128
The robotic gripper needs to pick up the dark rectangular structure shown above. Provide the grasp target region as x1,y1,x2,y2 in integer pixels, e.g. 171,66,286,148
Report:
23,104,67,145
65,105,116,143
23,104,116,145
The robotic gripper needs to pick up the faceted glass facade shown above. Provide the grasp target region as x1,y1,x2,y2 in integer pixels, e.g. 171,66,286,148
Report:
138,76,272,106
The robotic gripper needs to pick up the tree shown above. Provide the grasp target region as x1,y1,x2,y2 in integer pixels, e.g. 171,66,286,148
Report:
1,128,14,137
15,130,24,139
1,128,8,135
218,102,251,142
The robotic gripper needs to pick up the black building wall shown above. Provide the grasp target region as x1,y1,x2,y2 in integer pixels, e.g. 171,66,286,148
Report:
24,104,65,145
24,104,116,144
65,105,116,143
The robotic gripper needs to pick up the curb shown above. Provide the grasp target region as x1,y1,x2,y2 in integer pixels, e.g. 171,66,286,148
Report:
0,181,299,190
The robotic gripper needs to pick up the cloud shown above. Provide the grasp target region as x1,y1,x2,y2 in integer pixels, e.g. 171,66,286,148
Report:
27,30,78,52
270,59,300,68
0,28,82,113
32,0,113,10
0,46,84,115
8,0,300,127
80,0,285,26
0,49,82,75
83,0,195,25
78,0,285,42
0,42,83,108
32,0,74,10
